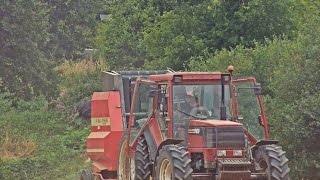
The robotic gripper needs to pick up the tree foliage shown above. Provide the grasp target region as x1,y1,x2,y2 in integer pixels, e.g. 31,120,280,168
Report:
43,0,103,60
144,0,296,70
96,0,296,70
95,0,159,69
0,0,58,100
0,0,104,100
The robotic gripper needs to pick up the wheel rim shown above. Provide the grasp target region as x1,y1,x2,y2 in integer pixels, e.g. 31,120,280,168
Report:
258,158,270,179
159,159,172,180
130,156,135,179
258,159,268,170
118,140,130,180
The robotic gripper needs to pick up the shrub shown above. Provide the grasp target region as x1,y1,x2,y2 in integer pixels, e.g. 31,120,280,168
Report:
0,94,89,179
55,59,108,112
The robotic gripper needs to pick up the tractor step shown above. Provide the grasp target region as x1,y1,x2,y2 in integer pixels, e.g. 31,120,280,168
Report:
217,159,253,180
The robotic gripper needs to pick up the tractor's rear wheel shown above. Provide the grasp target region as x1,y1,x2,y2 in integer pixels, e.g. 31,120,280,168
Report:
254,144,290,180
135,136,152,180
155,145,193,180
80,168,93,180
118,133,152,180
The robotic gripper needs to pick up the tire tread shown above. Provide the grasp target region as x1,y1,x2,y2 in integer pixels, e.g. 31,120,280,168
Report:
255,144,290,180
135,136,151,180
155,145,193,180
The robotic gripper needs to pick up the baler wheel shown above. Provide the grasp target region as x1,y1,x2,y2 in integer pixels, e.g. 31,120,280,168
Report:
80,168,93,180
155,145,192,180
254,144,290,180
135,136,152,180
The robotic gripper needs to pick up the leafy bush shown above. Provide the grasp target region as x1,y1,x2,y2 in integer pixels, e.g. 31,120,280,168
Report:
0,93,12,113
0,94,89,179
55,59,108,113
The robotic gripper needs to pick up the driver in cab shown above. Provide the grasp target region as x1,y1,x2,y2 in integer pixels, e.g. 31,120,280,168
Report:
173,86,209,119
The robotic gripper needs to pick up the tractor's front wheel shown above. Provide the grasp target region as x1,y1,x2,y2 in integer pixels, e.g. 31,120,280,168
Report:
155,145,193,180
254,144,290,180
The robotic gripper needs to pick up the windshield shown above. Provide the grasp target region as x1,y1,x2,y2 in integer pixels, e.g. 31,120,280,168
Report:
172,84,231,139
235,81,265,140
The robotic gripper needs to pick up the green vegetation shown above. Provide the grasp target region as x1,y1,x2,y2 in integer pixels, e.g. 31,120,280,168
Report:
0,96,89,179
44,0,103,60
0,0,319,179
96,0,297,70
0,1,58,100
0,60,104,179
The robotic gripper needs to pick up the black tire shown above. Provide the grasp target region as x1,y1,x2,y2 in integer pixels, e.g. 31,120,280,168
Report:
155,145,193,180
80,168,93,180
254,144,290,180
135,136,152,180
118,132,152,180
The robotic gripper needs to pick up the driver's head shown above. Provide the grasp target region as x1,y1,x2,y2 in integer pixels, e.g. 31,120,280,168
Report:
185,95,198,107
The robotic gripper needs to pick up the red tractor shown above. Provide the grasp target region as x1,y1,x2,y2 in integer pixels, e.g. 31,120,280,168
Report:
81,67,290,180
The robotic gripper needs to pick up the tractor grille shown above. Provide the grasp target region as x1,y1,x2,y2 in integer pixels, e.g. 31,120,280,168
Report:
205,127,245,148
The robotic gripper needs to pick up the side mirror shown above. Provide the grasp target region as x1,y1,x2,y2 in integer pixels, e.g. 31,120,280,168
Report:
258,115,264,126
254,83,262,95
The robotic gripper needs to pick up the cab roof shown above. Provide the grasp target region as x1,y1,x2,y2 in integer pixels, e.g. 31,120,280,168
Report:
149,72,230,82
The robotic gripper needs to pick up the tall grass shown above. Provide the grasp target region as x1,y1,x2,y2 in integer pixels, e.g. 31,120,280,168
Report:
0,130,37,160
56,59,107,77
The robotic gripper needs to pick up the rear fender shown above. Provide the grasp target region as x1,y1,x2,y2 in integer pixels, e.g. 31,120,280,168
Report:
132,118,159,161
141,129,183,162
142,128,158,161
251,140,278,156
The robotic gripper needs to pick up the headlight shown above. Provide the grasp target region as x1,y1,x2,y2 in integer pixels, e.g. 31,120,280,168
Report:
233,150,243,156
217,150,226,156
188,128,201,134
